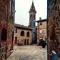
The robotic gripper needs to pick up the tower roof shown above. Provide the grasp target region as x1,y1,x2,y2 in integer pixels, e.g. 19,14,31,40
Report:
29,2,36,13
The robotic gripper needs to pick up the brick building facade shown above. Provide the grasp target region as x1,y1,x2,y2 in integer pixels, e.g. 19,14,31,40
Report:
14,24,32,45
0,0,15,60
37,19,47,44
48,0,60,59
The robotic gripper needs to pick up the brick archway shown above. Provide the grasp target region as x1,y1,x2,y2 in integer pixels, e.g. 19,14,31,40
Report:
1,28,7,41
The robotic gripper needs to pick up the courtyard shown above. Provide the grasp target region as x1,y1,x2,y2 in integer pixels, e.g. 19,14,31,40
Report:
7,45,47,60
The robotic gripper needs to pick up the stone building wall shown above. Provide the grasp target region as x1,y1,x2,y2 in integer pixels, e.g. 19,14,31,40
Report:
37,19,47,44
48,0,60,59
14,24,32,45
0,0,15,59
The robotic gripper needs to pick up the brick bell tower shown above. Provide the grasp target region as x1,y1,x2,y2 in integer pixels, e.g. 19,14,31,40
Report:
29,1,36,27
29,1,37,44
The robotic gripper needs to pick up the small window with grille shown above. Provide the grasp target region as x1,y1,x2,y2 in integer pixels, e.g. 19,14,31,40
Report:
40,22,42,25
21,31,25,36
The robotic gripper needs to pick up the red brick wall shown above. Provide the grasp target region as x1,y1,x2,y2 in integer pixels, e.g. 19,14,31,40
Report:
0,0,14,59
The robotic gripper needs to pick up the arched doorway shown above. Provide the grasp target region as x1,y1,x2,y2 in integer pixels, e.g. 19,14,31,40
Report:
27,32,30,37
27,39,29,45
1,28,7,41
15,37,17,44
24,39,26,45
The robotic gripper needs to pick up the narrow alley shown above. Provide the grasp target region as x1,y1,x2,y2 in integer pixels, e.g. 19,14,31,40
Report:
7,45,47,60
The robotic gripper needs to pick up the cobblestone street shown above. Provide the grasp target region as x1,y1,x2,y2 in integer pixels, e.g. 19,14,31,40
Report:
7,45,47,60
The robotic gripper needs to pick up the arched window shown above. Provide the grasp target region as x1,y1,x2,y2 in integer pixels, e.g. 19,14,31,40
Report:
30,14,32,18
21,31,24,36
1,28,7,41
27,32,30,37
40,22,42,25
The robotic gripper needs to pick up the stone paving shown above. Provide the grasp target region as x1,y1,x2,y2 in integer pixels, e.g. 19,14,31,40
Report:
7,45,47,60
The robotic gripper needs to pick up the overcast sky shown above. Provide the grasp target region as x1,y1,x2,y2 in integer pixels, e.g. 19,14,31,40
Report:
15,0,47,26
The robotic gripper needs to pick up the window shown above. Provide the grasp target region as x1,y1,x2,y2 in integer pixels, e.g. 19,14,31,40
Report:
1,28,7,41
40,22,42,25
27,39,29,45
15,37,17,44
55,6,57,10
59,12,60,16
27,32,30,37
59,4,60,9
39,30,42,33
15,28,17,33
55,0,56,4
21,31,24,36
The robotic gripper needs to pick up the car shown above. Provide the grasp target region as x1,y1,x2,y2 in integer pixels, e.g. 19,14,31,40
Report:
38,39,46,48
